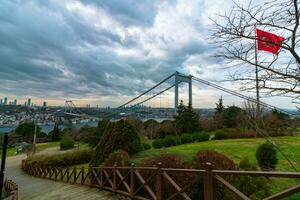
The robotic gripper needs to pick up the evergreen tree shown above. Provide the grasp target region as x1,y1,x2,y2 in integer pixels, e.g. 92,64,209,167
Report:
222,105,243,128
51,123,61,141
174,100,200,134
96,118,110,138
90,119,142,166
215,96,224,113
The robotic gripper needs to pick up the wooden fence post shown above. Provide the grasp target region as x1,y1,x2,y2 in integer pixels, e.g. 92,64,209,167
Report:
156,162,163,200
89,167,92,186
100,167,103,189
130,163,135,197
54,167,58,181
66,167,70,182
73,168,77,184
204,162,213,200
113,163,117,192
81,167,84,184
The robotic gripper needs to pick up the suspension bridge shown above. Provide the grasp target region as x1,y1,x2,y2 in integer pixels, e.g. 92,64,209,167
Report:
61,71,288,120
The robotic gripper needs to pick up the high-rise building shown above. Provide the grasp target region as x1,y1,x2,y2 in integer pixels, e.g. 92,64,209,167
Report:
4,97,7,105
0,99,2,105
13,99,17,105
27,98,31,107
43,101,47,107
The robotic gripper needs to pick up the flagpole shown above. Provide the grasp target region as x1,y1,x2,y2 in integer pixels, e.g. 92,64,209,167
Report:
254,25,260,119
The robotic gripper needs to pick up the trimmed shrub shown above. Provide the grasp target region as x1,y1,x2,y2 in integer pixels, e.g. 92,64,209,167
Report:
236,158,270,199
152,139,164,149
214,130,226,140
226,129,257,139
194,150,236,170
60,136,75,150
163,135,180,147
193,150,236,200
180,134,193,144
192,132,210,142
141,154,188,168
140,154,196,199
23,150,93,167
143,143,151,150
104,150,129,167
157,120,178,138
256,142,278,170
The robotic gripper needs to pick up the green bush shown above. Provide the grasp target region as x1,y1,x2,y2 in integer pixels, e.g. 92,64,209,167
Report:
236,158,270,199
143,143,151,150
23,150,93,167
15,122,43,142
163,135,180,147
192,132,210,142
79,124,99,147
152,139,164,149
104,150,129,166
256,142,278,170
214,130,226,140
60,136,75,150
180,134,193,144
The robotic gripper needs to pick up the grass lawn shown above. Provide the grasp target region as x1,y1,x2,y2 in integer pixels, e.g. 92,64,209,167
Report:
131,136,300,199
132,136,300,171
6,147,18,157
36,141,89,152
0,141,89,157
36,141,60,151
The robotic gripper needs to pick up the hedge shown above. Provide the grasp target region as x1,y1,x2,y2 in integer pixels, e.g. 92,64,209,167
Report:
22,150,93,167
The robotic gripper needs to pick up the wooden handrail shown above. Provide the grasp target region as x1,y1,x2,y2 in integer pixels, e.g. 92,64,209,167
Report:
22,162,300,200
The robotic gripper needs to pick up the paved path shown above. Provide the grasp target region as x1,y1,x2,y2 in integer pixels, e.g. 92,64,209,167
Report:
5,152,121,200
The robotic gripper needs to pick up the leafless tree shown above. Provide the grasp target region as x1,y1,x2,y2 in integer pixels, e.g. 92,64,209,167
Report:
212,0,300,102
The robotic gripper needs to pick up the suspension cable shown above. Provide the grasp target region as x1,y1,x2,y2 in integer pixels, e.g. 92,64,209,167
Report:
133,84,175,107
192,76,291,115
117,73,175,108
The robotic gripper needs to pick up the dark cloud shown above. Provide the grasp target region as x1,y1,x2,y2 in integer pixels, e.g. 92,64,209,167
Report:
0,0,216,104
81,0,160,26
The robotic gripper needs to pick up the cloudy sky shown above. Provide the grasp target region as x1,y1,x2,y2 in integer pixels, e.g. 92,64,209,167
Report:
0,0,296,108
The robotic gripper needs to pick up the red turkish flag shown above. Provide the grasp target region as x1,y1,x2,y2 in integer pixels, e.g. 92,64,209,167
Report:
256,29,284,54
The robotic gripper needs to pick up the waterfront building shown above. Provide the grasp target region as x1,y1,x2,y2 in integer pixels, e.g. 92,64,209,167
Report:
27,98,31,107
43,101,47,107
4,97,7,105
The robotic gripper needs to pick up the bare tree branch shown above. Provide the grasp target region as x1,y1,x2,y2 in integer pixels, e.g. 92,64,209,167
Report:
212,0,300,101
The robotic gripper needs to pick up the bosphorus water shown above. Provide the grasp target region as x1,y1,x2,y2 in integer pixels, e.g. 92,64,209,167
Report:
0,121,98,134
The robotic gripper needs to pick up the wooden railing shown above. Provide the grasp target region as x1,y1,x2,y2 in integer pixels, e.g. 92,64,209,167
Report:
22,162,300,200
3,179,18,200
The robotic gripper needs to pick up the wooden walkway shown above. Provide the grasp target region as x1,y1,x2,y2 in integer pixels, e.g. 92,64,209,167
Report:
5,153,121,200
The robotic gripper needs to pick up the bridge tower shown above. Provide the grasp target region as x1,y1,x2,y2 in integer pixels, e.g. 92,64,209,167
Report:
174,71,192,108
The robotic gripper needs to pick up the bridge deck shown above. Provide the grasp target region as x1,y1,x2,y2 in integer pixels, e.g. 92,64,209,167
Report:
5,153,121,200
